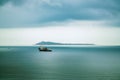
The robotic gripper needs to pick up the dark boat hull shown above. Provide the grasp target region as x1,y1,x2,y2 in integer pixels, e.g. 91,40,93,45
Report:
38,48,52,52
40,50,52,52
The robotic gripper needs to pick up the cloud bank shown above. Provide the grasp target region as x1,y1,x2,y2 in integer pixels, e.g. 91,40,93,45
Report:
0,0,120,27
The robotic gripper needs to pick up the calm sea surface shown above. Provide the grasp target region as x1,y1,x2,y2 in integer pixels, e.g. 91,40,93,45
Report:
0,46,120,80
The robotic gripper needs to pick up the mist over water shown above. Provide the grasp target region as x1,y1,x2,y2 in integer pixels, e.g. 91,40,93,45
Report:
0,46,120,80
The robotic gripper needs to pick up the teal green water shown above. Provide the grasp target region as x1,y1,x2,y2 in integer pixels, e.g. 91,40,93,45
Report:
0,46,120,80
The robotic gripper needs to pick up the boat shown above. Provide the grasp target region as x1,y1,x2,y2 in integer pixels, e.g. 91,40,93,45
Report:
38,46,52,52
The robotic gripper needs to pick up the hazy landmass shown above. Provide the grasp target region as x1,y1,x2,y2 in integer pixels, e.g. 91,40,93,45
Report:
36,41,95,45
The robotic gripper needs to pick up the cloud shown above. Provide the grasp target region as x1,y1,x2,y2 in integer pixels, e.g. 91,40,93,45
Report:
0,21,120,45
0,0,25,6
0,0,120,27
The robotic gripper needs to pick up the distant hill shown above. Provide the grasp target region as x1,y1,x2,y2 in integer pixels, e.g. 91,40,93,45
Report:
36,41,62,45
36,41,95,45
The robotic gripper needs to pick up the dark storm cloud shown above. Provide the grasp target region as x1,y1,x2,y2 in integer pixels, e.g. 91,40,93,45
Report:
0,0,24,6
0,0,9,6
0,0,120,27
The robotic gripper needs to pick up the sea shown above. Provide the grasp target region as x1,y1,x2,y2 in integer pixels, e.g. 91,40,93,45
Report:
0,45,120,80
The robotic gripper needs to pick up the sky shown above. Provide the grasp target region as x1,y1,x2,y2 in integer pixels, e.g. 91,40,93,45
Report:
0,0,120,45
